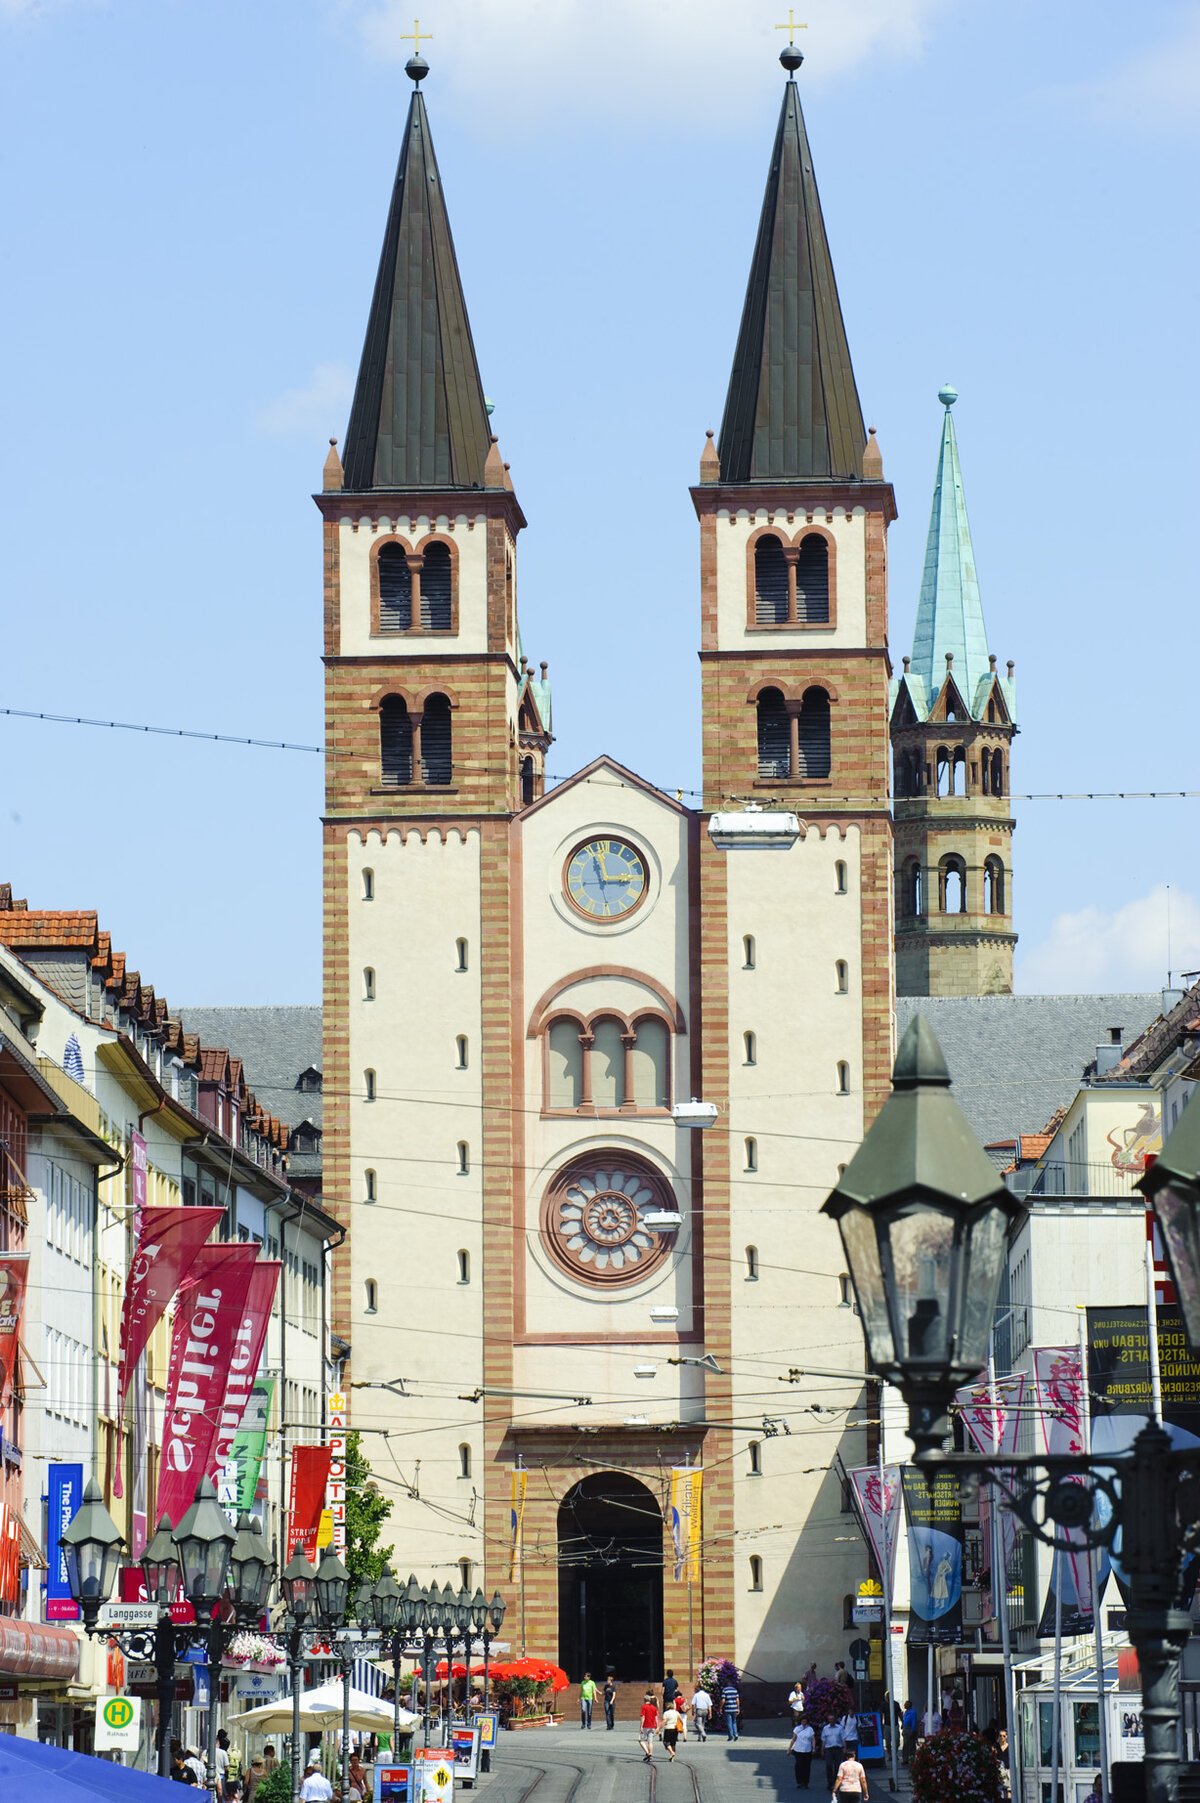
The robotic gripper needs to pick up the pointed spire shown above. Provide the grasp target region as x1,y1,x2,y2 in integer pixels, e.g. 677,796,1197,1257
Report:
909,387,993,712
699,429,721,483
718,59,866,484
341,64,492,492
323,437,343,492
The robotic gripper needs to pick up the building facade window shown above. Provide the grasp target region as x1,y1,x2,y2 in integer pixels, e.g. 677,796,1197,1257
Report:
364,1168,377,1203
420,693,453,785
456,1035,469,1070
835,860,848,894
456,937,469,972
749,1555,764,1591
748,1441,761,1476
363,966,376,1001
743,934,756,969
364,1069,376,1102
743,1030,757,1065
750,530,832,626
365,1279,378,1314
835,959,849,993
420,542,453,630
362,868,374,901
379,696,413,786
746,1244,759,1281
543,1012,672,1113
745,1137,758,1172
837,1061,850,1095
459,1444,472,1479
457,1141,470,1174
377,542,413,630
984,856,1005,915
457,1249,470,1284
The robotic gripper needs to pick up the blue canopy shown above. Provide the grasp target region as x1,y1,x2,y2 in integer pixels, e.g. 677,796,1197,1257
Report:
0,1734,178,1796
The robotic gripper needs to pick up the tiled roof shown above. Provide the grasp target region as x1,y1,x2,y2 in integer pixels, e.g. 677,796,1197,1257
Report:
896,993,1162,1149
1099,976,1200,1082
0,910,99,948
180,1007,322,1135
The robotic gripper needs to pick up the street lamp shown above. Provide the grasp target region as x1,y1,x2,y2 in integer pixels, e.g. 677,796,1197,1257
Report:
372,1570,407,1752
1137,1095,1200,1347
141,1515,184,1777
313,1548,353,1800
281,1545,318,1803
59,1477,124,1631
228,1513,274,1622
174,1476,235,1623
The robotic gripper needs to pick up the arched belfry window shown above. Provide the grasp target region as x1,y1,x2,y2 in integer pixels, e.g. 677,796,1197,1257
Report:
753,535,789,625
377,544,413,631
797,688,831,779
421,694,453,785
420,542,452,631
984,856,1005,916
899,858,923,919
757,687,791,779
380,696,413,786
795,535,829,623
939,854,968,914
992,750,1004,796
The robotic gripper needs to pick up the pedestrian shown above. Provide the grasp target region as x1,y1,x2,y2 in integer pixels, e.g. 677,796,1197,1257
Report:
215,1730,231,1797
348,1752,370,1800
901,1700,918,1766
603,1674,617,1730
662,1700,683,1761
185,1748,206,1786
821,1715,845,1788
300,1757,334,1801
639,1692,660,1763
171,1750,194,1786
921,1702,942,1740
263,1746,279,1777
788,1680,806,1721
580,1671,596,1729
831,1746,869,1803
244,1756,266,1803
720,1676,741,1742
663,1669,681,1706
839,1708,859,1757
690,1684,712,1742
789,1715,815,1790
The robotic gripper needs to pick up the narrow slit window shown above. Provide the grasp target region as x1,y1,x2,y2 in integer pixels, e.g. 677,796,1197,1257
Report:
364,1168,377,1204
459,1558,473,1588
749,1555,764,1592
364,1069,376,1102
365,1279,378,1314
835,860,848,894
746,1245,759,1281
743,934,756,969
839,1273,853,1307
362,868,374,901
748,1441,762,1476
835,959,849,994
457,1249,470,1284
456,1035,469,1070
743,1030,756,1066
457,1141,470,1174
745,1137,758,1172
459,1444,472,1479
837,1061,850,1095
456,938,468,972
363,967,376,1001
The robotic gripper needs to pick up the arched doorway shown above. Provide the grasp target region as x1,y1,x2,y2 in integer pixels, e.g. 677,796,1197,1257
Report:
557,1472,663,1682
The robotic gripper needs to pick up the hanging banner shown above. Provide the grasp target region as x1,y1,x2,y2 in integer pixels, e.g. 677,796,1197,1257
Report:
118,1206,223,1403
508,1469,527,1583
230,1377,274,1511
848,1464,901,1592
129,1131,148,1231
157,1245,259,1529
901,1466,963,1645
669,1466,703,1583
288,1445,333,1559
1032,1346,1101,1636
46,1462,83,1620
328,1390,347,1554
0,1254,29,1415
207,1261,281,1484
955,1371,1027,1614
0,1504,20,1604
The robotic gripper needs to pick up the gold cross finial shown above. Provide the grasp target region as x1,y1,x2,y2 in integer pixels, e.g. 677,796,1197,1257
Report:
401,16,432,53
774,9,807,44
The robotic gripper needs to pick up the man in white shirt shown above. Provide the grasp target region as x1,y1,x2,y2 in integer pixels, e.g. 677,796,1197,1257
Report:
821,1716,845,1789
788,1682,806,1720
300,1758,334,1801
690,1687,712,1742
921,1705,942,1740
789,1717,815,1789
185,1750,206,1786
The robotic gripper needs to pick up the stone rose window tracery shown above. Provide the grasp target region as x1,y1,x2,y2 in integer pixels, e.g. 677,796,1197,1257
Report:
541,1155,678,1288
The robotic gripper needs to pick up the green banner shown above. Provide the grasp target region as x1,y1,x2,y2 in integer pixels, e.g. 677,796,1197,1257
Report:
231,1377,274,1511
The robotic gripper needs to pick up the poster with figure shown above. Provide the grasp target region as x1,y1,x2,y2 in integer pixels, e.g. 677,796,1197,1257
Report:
901,1466,963,1645
1032,1346,1106,1637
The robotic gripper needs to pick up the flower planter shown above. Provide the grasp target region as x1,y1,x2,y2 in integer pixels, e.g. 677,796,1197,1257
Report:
505,1714,562,1731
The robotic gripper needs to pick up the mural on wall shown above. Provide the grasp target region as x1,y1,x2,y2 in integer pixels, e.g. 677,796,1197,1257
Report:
1107,1101,1160,1179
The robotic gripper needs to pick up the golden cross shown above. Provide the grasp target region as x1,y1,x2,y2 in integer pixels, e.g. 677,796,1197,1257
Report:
774,9,808,44
401,16,432,53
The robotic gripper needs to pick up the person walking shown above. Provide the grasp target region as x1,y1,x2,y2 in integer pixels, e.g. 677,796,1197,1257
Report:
788,1681,807,1722
831,1747,869,1803
639,1692,660,1763
663,1670,681,1707
720,1676,741,1742
603,1674,617,1730
243,1757,266,1803
901,1700,918,1766
690,1685,712,1742
662,1699,683,1761
300,1758,333,1801
921,1702,942,1740
789,1716,815,1789
839,1708,859,1759
821,1716,845,1789
580,1672,596,1729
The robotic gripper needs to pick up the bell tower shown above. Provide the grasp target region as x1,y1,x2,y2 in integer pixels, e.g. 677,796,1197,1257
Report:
891,388,1017,997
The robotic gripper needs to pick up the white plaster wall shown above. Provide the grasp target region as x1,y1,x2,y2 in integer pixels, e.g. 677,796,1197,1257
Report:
715,506,868,649
347,826,486,1576
336,512,493,657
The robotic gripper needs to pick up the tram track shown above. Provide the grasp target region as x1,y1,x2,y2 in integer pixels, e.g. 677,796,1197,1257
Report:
499,1736,705,1803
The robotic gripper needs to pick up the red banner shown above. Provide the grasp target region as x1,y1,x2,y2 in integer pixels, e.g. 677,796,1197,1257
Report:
157,1245,259,1528
118,1207,223,1404
208,1261,281,1483
288,1445,333,1560
0,1254,29,1414
0,1505,19,1605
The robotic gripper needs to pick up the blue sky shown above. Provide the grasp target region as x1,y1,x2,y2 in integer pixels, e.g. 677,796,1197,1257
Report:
2,0,1198,1006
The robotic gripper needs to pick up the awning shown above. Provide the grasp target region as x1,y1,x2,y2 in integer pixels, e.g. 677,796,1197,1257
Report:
0,1616,80,1680
0,1733,177,1796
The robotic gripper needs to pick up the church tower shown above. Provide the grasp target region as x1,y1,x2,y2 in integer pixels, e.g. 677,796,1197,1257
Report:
891,388,1017,996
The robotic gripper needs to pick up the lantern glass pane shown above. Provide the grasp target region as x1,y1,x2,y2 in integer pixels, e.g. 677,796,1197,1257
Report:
1154,1182,1200,1350
959,1205,1009,1372
887,1207,956,1367
67,1541,120,1607
837,1205,893,1363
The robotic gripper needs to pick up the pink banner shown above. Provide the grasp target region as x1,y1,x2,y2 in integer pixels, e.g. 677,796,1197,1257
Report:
0,1254,29,1416
119,1206,224,1404
208,1261,281,1483
954,1372,1027,1458
848,1463,901,1591
1033,1346,1095,1625
157,1245,259,1528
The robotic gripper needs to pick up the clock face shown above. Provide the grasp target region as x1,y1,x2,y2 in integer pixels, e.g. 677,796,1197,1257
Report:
541,1156,677,1288
564,837,648,921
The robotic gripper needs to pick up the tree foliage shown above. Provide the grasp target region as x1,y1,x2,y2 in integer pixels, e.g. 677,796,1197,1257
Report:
345,1430,394,1587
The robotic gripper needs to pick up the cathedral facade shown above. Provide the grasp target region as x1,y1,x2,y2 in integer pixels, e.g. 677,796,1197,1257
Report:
320,46,964,1686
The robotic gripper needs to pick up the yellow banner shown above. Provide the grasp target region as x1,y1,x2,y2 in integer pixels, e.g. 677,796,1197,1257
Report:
509,1469,528,1583
670,1467,702,1584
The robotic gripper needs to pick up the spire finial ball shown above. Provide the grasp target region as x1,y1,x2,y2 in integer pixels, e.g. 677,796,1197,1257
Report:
405,52,429,84
780,44,804,73
938,384,958,408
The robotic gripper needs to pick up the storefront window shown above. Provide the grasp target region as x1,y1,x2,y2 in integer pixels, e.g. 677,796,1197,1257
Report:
1039,1701,1057,1765
1073,1700,1101,1766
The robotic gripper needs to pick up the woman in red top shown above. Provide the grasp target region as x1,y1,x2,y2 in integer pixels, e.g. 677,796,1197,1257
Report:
639,1693,660,1763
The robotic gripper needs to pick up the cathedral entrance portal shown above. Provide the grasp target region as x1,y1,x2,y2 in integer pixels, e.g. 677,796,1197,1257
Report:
557,1473,663,1683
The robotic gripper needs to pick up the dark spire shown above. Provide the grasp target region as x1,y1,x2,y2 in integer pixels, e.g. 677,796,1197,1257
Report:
341,64,492,492
717,56,866,484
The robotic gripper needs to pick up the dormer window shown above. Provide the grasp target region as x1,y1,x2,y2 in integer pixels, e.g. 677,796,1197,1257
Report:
296,1067,323,1094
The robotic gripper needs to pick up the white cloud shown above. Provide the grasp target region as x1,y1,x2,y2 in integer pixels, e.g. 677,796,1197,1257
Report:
256,362,354,439
1019,884,1200,995
0,0,103,19
1040,9,1200,131
342,0,955,123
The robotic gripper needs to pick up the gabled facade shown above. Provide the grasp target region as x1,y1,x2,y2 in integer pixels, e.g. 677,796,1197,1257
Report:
891,389,1018,996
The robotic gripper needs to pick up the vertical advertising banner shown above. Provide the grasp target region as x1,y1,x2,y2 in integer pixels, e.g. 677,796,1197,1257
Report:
230,1377,274,1511
669,1467,702,1583
509,1469,528,1583
46,1462,83,1620
288,1445,333,1559
207,1261,281,1485
848,1464,901,1591
157,1245,259,1528
129,1130,148,1232
118,1206,224,1403
901,1466,964,1645
0,1254,29,1414
954,1372,1027,1626
1033,1346,1102,1636
327,1389,348,1554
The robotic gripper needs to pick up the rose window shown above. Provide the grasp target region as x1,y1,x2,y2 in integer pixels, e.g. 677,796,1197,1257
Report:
541,1157,677,1287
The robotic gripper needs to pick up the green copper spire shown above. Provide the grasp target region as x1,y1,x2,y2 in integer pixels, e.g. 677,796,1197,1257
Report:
909,388,1006,719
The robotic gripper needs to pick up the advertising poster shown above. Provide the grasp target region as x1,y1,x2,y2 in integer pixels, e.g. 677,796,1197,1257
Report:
117,1206,223,1402
901,1466,963,1645
847,1463,901,1590
509,1469,527,1583
451,1725,481,1783
1033,1347,1103,1637
230,1377,274,1510
288,1445,334,1559
208,1262,281,1483
669,1466,702,1583
45,1462,82,1620
158,1245,259,1528
474,1713,499,1751
415,1749,454,1803
378,1767,411,1803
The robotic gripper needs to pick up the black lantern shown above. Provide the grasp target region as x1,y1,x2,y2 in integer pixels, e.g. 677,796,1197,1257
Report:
281,1544,318,1622
60,1477,124,1630
141,1513,180,1609
822,1016,1026,1455
1139,1097,1200,1352
354,1580,376,1631
455,1583,473,1633
470,1586,487,1633
407,1576,427,1631
373,1570,402,1636
488,1590,506,1634
173,1476,236,1621
228,1513,274,1624
315,1546,351,1628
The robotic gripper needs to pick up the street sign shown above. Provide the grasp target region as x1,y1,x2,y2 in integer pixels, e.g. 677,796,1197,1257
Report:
848,1638,871,1661
414,1751,454,1803
852,1604,883,1625
95,1694,141,1752
98,1603,157,1629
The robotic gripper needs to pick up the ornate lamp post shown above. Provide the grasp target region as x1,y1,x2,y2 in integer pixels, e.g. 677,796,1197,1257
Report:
314,1547,353,1800
825,1017,1200,1803
372,1569,404,1751
174,1477,236,1802
281,1544,318,1801
482,1589,505,1712
141,1513,183,1777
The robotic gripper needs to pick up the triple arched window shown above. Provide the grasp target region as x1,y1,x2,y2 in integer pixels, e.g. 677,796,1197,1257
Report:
374,537,455,634
751,531,832,626
756,686,832,781
545,1013,671,1112
378,693,453,788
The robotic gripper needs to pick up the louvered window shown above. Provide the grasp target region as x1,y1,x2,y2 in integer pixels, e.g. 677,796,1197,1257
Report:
756,687,790,778
421,542,452,631
378,544,412,630
795,535,829,623
797,688,831,779
379,696,413,786
421,694,453,785
753,536,789,624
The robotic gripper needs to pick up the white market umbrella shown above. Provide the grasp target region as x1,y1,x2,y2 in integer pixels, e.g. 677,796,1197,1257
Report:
227,1679,419,1734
